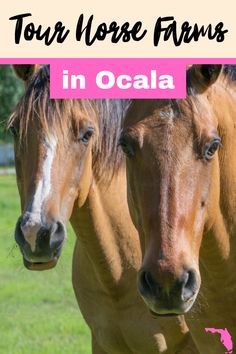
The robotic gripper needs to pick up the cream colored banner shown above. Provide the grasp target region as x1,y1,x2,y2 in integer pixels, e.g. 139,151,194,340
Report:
0,0,234,58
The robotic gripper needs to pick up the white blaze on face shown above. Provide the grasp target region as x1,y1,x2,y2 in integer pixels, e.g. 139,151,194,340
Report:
21,136,57,252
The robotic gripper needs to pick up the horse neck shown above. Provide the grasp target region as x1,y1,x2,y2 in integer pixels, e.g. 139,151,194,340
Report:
215,81,236,246
70,167,141,295
201,81,236,287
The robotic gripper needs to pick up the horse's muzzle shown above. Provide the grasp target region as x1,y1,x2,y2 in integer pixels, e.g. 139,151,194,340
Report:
15,216,66,271
137,268,199,315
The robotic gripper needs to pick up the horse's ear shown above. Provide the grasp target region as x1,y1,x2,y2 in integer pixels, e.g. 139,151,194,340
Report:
188,65,222,92
12,64,41,82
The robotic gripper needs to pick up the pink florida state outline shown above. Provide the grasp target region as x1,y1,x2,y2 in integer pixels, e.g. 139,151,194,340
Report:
205,328,233,353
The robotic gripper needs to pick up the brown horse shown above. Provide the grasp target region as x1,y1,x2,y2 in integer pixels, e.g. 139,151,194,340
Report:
9,65,198,354
121,64,236,353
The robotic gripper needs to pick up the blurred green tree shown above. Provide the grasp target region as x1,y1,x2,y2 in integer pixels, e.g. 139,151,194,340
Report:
0,65,24,142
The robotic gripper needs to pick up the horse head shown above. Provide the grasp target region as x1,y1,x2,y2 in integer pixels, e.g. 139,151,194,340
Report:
10,65,96,270
121,65,225,315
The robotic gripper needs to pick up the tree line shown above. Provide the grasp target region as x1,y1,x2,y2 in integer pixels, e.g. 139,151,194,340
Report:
0,65,24,142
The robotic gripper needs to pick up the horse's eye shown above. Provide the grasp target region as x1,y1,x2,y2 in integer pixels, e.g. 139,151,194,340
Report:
80,127,94,144
119,136,135,157
204,138,222,161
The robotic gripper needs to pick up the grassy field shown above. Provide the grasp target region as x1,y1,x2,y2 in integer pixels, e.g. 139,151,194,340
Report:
0,175,91,354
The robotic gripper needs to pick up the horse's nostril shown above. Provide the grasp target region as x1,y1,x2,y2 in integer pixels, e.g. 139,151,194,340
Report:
138,270,158,297
39,227,50,237
181,270,197,302
186,270,196,288
49,221,65,250
50,221,63,235
55,221,64,234
15,217,26,247
36,226,51,249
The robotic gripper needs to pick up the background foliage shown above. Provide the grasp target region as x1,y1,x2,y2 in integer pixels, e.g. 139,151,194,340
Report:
0,65,24,142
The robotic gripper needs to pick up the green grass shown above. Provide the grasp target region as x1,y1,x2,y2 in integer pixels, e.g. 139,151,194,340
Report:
0,175,91,354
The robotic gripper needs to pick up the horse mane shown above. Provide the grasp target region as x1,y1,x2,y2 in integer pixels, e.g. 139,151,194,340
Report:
94,99,131,180
8,65,131,181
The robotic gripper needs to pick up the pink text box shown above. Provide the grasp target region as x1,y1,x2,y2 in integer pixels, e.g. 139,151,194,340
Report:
50,59,186,99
